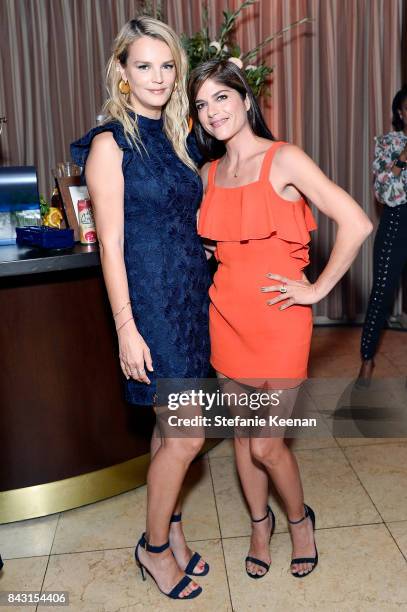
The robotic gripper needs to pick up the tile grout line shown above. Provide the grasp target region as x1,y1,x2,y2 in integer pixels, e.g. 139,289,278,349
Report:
383,524,407,564
36,512,62,612
335,440,407,449
8,519,395,563
339,444,407,563
339,440,407,563
220,521,389,538
31,538,227,559
207,451,235,612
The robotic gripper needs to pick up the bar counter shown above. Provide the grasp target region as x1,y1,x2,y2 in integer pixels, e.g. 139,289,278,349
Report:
0,244,215,523
0,243,101,278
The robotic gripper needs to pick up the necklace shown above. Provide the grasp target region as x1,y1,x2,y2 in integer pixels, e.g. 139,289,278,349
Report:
224,154,240,177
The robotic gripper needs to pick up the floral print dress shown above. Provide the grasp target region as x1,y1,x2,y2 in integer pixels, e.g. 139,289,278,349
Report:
373,131,407,206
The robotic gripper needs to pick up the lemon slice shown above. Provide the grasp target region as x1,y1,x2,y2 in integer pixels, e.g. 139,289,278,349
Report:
44,207,63,228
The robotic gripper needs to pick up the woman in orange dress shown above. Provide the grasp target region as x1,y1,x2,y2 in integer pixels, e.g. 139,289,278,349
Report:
188,60,373,580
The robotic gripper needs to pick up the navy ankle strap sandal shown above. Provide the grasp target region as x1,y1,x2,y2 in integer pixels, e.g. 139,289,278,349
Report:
170,512,210,576
135,532,202,599
288,503,318,578
245,505,276,579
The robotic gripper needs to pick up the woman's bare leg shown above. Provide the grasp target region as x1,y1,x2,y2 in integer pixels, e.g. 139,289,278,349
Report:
217,372,271,577
249,387,316,577
137,408,204,597
234,436,273,576
150,423,206,573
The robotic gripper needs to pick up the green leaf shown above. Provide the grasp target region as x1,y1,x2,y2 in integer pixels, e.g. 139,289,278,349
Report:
182,1,310,100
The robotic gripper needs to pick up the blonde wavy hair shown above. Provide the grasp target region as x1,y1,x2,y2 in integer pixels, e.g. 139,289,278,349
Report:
103,17,195,170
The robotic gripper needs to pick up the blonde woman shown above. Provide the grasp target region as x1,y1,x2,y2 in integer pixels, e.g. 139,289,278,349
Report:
71,18,210,600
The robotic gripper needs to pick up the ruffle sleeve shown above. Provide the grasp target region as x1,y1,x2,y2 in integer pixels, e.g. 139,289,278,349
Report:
198,182,317,265
70,121,132,169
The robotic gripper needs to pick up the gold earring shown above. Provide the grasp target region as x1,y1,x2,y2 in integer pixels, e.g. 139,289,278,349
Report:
118,79,130,95
173,81,178,91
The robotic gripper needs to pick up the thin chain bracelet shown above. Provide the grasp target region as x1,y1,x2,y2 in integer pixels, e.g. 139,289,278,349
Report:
116,316,134,332
113,300,131,319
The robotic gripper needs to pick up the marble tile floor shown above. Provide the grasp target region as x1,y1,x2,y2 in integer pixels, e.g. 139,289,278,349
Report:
1,327,407,611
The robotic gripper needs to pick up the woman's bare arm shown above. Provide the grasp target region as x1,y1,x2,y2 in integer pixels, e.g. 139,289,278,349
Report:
263,144,373,308
85,132,152,381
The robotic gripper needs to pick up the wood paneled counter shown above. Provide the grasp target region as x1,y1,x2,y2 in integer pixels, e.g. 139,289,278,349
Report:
0,244,156,522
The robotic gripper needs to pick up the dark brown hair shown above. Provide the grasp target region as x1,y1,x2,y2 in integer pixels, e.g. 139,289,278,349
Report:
188,59,275,159
392,85,407,131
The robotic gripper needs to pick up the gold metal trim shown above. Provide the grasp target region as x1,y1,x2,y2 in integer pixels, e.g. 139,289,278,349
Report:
0,440,219,524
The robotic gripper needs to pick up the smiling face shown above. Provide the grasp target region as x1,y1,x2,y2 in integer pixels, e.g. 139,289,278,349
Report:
118,36,176,116
195,77,250,141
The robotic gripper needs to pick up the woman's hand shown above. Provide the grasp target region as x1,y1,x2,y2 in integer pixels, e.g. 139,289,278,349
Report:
261,272,320,310
117,320,153,383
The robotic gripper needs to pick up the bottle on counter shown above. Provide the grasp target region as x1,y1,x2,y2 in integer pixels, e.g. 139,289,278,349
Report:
51,187,63,211
42,188,64,228
78,199,97,244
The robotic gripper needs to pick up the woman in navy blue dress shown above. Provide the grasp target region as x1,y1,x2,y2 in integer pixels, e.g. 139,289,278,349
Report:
71,18,209,600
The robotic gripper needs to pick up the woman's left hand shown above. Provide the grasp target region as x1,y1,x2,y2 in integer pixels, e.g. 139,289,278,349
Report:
261,273,320,310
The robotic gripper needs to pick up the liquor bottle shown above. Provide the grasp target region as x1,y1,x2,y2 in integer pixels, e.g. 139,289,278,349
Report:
51,187,63,212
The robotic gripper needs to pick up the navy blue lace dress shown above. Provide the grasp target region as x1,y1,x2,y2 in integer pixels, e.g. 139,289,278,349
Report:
71,114,210,405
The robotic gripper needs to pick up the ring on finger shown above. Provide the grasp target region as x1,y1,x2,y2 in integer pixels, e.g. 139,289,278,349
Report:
279,285,288,294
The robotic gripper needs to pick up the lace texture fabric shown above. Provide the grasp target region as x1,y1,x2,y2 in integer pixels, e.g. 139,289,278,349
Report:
71,115,210,405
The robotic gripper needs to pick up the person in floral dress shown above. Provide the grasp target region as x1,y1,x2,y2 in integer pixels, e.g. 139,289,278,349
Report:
359,85,407,380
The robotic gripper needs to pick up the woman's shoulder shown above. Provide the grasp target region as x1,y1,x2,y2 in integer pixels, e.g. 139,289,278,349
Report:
71,120,129,168
199,161,212,190
269,141,304,167
253,137,286,157
90,129,121,147
70,120,131,167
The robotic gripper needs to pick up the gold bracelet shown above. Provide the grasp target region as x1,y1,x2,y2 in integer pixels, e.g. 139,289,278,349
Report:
116,316,134,332
113,300,131,319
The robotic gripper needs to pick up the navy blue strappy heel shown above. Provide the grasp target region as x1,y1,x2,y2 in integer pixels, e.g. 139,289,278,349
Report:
135,533,202,600
245,505,276,579
170,513,209,576
288,503,318,578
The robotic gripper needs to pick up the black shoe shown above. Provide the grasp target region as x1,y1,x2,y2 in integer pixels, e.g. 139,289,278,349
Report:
135,533,202,599
245,505,276,579
356,359,375,388
288,503,318,578
170,513,209,576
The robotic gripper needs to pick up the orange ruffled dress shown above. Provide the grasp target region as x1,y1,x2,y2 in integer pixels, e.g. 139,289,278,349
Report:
198,142,318,384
